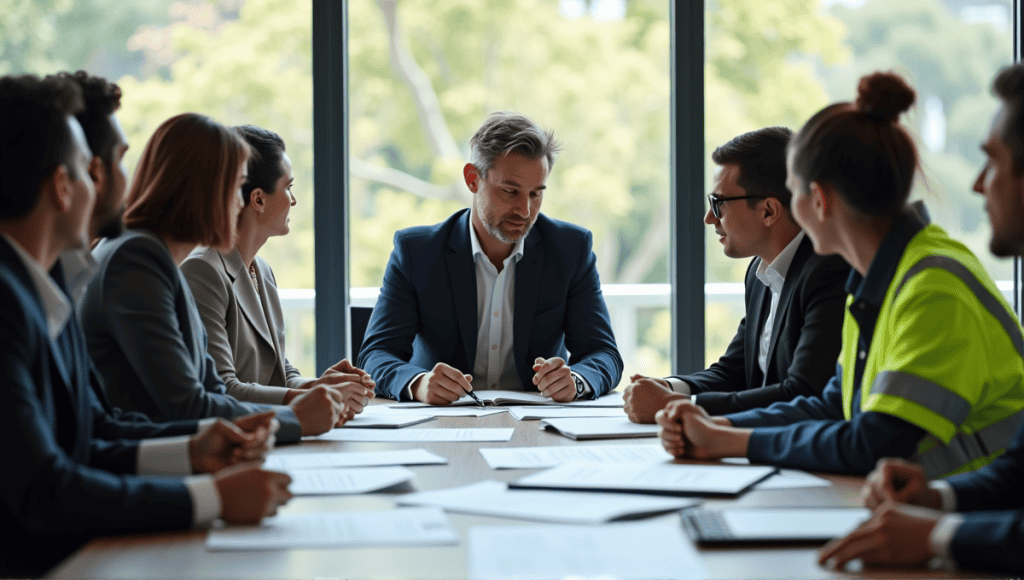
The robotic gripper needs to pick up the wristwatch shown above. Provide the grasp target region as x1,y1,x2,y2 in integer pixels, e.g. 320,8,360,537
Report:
572,373,586,400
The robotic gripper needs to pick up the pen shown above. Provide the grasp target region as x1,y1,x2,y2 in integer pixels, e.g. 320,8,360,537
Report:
465,389,485,407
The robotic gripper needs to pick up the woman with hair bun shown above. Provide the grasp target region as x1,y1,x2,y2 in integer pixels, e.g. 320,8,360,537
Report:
655,71,1024,479
181,125,374,417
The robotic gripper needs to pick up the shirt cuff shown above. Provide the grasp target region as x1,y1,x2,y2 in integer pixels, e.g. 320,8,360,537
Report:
403,373,427,402
571,372,594,400
195,417,218,438
137,435,193,476
665,377,691,395
185,475,221,527
928,513,965,561
930,480,958,512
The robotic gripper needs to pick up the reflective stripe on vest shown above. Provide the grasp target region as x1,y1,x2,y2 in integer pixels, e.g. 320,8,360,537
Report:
871,370,972,425
913,407,1024,478
893,255,1024,358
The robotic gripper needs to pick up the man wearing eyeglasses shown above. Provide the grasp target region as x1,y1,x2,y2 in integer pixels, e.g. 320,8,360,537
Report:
624,127,850,422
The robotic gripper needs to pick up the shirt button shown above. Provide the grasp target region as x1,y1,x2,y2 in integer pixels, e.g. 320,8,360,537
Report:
493,310,499,317
491,344,498,350
859,351,866,360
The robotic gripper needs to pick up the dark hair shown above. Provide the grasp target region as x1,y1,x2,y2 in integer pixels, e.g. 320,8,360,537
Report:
49,71,123,171
124,113,249,250
992,64,1024,174
789,71,918,218
711,126,793,208
0,73,85,220
470,112,561,178
234,124,287,205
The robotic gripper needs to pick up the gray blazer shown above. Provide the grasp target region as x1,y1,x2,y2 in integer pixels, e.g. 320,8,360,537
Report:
81,229,302,442
181,247,311,405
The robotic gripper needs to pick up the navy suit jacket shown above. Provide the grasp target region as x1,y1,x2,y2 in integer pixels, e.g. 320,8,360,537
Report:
359,210,623,400
944,422,1024,572
0,238,192,577
673,236,848,414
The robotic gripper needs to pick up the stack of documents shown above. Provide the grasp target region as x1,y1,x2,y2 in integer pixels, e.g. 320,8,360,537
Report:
540,417,659,440
265,448,447,470
397,480,698,524
511,461,776,496
468,520,709,580
206,508,458,550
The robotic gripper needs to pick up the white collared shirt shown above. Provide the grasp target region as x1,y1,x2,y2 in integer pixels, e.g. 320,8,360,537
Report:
4,235,219,527
469,221,525,391
754,230,805,379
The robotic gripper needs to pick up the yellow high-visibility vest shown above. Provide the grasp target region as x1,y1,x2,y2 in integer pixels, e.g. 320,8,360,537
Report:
841,223,1024,478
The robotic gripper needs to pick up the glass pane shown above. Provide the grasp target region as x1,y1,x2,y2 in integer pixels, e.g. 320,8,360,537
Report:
0,0,316,373
348,0,671,386
704,0,1013,366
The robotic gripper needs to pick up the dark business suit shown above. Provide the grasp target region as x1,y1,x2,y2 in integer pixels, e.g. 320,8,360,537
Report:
359,209,623,400
81,229,302,442
674,236,849,415
944,422,1024,572
0,237,192,577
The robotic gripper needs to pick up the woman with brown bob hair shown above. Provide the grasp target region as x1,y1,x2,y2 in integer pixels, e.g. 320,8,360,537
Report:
82,113,346,443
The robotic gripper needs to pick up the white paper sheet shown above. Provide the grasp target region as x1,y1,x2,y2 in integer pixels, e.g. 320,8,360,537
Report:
264,449,447,470
469,521,708,580
479,443,672,469
512,461,776,495
373,405,506,417
507,406,626,420
313,428,514,442
397,480,698,524
718,508,870,539
286,467,415,495
754,469,831,490
395,389,624,408
206,508,458,550
540,417,660,440
340,414,434,428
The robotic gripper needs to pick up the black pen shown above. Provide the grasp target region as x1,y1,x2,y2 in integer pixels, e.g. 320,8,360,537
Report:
465,389,485,407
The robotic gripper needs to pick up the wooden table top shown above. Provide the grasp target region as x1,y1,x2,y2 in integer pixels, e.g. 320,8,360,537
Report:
47,410,989,579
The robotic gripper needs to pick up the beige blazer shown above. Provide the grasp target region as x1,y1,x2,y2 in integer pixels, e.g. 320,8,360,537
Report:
181,247,311,404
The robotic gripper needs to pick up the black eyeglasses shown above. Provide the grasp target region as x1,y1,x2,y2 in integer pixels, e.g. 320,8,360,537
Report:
706,193,768,219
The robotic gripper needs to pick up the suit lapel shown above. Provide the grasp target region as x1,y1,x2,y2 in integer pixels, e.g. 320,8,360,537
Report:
220,250,275,351
446,212,478,368
513,227,544,386
763,236,814,374
255,258,289,382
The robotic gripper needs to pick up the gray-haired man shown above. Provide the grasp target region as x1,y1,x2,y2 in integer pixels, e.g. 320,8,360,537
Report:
359,112,623,404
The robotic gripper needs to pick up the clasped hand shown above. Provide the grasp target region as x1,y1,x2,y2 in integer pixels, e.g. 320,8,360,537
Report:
189,411,279,474
654,400,746,460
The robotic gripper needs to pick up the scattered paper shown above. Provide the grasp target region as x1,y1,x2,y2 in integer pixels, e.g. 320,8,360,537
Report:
206,508,459,550
512,461,776,496
286,467,414,495
374,405,505,418
397,480,697,524
507,406,626,420
468,521,708,580
540,417,659,440
340,414,434,428
754,469,831,490
264,449,446,470
479,443,672,469
313,428,514,442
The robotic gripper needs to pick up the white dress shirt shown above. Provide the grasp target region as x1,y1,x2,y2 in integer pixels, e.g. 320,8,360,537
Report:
927,480,965,562
6,237,219,526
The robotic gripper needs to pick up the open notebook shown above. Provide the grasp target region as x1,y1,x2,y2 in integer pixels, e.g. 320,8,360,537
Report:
396,390,624,408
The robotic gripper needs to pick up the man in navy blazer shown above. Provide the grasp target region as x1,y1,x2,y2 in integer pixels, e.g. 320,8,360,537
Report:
0,73,290,577
359,112,622,403
817,64,1024,574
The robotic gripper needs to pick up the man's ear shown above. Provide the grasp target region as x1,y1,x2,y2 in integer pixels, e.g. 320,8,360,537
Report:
464,163,481,193
88,156,107,200
249,187,265,212
761,197,783,226
48,165,74,213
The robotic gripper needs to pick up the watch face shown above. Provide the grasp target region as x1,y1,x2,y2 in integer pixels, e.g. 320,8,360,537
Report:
574,375,585,395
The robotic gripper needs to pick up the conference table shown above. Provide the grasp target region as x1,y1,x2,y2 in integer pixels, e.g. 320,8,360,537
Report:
49,406,990,579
